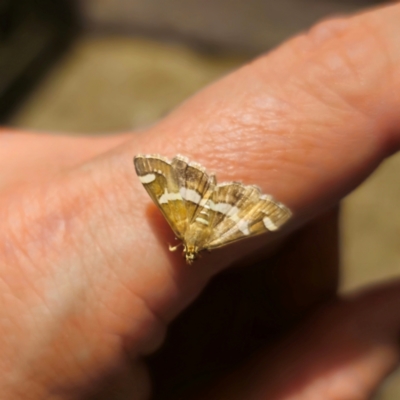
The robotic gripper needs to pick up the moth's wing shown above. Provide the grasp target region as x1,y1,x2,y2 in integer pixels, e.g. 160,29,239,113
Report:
171,155,216,223
205,182,251,227
134,154,187,239
205,183,291,249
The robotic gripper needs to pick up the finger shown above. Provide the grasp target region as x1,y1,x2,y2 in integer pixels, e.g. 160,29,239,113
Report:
0,129,131,190
200,280,400,400
103,1,400,319
130,2,400,222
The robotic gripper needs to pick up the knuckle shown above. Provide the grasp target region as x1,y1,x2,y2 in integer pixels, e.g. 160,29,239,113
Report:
294,15,393,119
305,16,352,48
312,16,390,85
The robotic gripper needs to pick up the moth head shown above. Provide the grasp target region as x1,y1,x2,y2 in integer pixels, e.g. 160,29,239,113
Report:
184,245,198,264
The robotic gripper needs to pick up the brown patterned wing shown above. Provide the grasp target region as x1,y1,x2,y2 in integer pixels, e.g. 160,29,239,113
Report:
171,155,216,224
134,154,188,239
205,183,291,249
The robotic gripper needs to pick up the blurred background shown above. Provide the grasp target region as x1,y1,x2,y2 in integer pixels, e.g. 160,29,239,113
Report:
1,0,399,398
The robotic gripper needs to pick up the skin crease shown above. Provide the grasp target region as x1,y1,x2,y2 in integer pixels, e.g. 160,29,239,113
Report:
2,3,400,399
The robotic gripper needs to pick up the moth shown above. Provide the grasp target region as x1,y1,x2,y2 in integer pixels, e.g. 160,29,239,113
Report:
134,154,292,264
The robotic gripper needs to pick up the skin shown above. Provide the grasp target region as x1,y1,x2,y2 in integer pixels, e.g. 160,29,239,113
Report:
2,2,400,399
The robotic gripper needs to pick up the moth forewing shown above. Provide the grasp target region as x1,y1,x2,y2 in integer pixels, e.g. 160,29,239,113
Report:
171,155,216,224
134,154,187,239
204,188,291,249
204,184,260,246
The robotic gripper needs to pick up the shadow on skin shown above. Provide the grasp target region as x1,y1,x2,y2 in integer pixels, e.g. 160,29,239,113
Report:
145,209,340,399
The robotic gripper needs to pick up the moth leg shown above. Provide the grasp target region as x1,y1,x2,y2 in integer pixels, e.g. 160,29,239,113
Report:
169,242,183,252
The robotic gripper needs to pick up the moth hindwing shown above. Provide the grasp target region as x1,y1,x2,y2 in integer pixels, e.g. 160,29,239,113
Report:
134,154,292,264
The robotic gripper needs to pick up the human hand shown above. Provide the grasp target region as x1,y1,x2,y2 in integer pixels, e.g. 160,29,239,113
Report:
2,3,400,399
